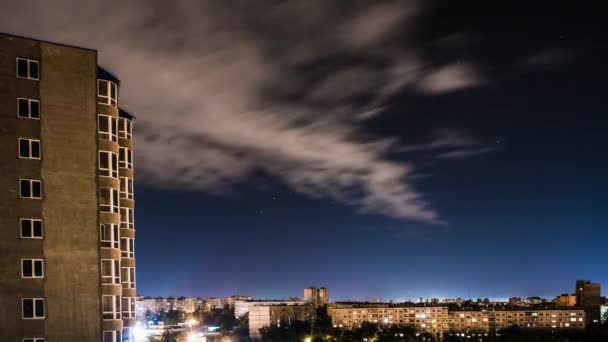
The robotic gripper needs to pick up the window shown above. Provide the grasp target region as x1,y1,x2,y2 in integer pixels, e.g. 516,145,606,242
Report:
101,259,120,285
122,297,136,318
102,295,121,320
100,224,120,249
21,219,43,239
122,327,134,342
120,177,133,200
99,151,118,178
17,58,39,80
121,237,135,259
104,330,122,342
120,208,134,229
19,138,41,159
119,147,133,169
23,338,45,342
98,114,118,142
17,98,40,119
20,179,42,199
98,80,118,107
122,267,135,288
22,298,45,319
99,188,119,213
118,118,132,140
22,259,44,278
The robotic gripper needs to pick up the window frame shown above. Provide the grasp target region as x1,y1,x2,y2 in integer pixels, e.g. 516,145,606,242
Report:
122,327,134,342
23,338,45,342
103,330,122,342
121,237,135,259
102,295,122,320
119,147,133,169
122,297,136,318
120,177,134,200
18,138,41,160
99,151,119,178
98,80,118,107
17,98,41,119
20,179,42,199
22,298,45,319
98,114,118,142
21,259,44,279
99,187,119,213
20,218,43,239
16,57,40,80
118,118,132,140
101,259,121,285
122,266,136,289
120,207,134,229
100,223,120,249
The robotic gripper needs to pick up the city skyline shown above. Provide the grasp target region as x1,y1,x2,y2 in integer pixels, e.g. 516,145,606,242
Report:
1,0,606,303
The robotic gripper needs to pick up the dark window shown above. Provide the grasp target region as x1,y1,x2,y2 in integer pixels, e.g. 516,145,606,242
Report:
20,219,43,238
30,100,40,118
29,61,39,79
18,99,29,117
22,259,44,278
18,139,41,159
17,58,28,77
22,298,44,319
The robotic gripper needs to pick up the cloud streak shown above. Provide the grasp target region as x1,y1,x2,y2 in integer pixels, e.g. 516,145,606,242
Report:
0,0,491,223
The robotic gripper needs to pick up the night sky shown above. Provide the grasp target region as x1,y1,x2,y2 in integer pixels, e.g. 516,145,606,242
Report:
1,1,606,301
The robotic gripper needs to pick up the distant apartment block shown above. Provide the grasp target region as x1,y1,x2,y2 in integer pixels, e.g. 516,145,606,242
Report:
249,303,316,339
0,33,137,342
328,304,586,334
304,287,329,308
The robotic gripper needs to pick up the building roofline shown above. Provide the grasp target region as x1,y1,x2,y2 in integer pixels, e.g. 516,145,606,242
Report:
0,32,97,52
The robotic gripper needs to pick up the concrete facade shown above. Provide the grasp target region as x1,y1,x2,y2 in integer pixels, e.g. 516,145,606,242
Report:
0,33,137,342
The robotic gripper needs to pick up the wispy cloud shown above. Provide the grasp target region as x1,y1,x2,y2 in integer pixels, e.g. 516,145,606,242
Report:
0,0,492,223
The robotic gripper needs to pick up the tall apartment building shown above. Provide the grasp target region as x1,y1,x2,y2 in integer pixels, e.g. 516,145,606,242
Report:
576,280,601,307
0,33,137,342
304,287,329,308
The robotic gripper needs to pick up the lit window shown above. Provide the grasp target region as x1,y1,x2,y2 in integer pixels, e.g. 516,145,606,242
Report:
120,207,134,229
100,224,120,249
103,330,122,342
17,98,40,119
22,298,45,319
22,259,44,278
17,58,39,80
99,151,118,178
122,297,136,318
121,237,135,258
119,147,133,169
118,118,132,140
23,338,45,342
99,188,119,213
101,259,121,285
98,80,118,107
102,295,121,320
120,177,134,200
122,267,136,288
20,179,42,199
19,138,41,159
21,219,43,239
98,114,118,142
